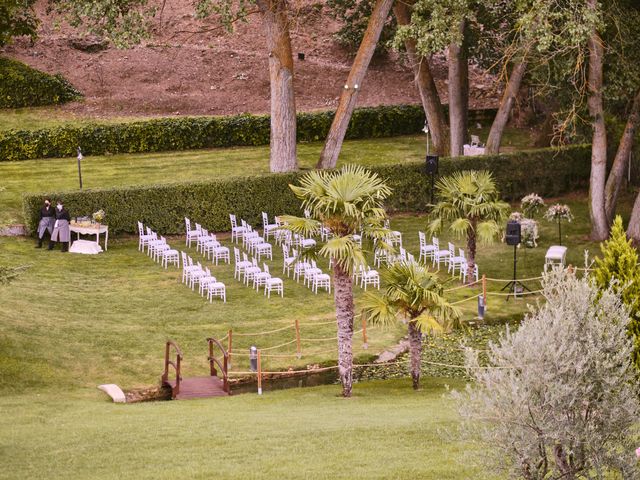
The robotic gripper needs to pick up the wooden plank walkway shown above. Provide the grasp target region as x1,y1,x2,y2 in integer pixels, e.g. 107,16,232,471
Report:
166,376,230,400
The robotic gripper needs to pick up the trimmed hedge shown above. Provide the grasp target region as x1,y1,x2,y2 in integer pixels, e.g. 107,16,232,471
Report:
22,145,591,236
0,105,497,162
0,57,82,108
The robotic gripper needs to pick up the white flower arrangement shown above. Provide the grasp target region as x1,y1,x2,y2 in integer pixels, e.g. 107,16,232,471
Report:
509,211,523,222
92,209,106,223
544,204,573,222
521,193,545,218
520,218,539,248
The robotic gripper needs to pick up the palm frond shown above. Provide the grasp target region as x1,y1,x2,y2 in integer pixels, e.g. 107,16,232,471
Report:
319,236,367,275
361,292,400,328
278,216,321,237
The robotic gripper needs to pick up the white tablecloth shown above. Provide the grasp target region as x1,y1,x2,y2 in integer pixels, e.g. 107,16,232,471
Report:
70,223,109,251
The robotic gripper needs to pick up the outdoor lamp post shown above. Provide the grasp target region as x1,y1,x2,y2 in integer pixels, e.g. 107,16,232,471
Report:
76,146,83,190
422,122,430,155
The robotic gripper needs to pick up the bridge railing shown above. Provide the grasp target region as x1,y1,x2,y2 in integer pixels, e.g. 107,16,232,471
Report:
162,340,183,399
207,337,229,394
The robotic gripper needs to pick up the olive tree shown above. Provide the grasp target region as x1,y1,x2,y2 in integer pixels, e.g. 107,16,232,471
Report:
454,271,640,479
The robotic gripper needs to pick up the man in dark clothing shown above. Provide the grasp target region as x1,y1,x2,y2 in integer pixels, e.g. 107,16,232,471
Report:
36,198,56,248
49,201,71,252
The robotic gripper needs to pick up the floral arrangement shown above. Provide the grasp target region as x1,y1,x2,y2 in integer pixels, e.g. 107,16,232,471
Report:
509,211,523,222
521,193,545,218
520,219,539,248
544,204,573,222
92,209,106,223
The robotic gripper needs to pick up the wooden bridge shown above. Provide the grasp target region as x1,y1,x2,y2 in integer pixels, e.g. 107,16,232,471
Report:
161,338,230,400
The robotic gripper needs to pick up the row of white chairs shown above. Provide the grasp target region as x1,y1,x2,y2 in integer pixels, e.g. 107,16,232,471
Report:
281,245,331,294
233,247,283,298
419,232,479,282
137,221,180,268
181,251,227,302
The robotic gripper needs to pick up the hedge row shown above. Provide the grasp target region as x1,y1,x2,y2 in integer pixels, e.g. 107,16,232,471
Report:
1,105,497,162
23,145,591,236
0,57,82,109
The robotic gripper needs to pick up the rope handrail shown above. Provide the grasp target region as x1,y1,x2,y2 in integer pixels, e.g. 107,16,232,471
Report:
450,293,482,305
259,338,298,351
297,320,335,326
443,279,481,292
485,289,544,297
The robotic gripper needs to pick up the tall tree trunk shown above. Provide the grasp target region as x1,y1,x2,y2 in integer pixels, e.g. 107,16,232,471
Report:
586,0,608,241
626,192,640,245
465,221,477,285
316,0,394,169
604,89,640,223
485,60,527,154
256,0,297,172
393,1,449,156
407,320,422,390
332,263,354,397
448,20,469,157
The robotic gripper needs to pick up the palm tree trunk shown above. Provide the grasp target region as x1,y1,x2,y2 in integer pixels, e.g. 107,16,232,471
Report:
407,320,422,390
393,0,449,156
465,221,477,285
604,88,640,223
316,0,394,169
256,0,298,172
586,0,608,241
332,263,354,397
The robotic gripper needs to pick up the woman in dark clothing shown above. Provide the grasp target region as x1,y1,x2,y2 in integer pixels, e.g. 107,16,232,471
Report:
49,201,71,252
36,198,56,248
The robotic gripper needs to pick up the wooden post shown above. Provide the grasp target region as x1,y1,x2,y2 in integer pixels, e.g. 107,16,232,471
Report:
482,274,487,307
295,319,301,358
257,349,263,395
362,317,368,349
568,264,574,274
227,329,233,369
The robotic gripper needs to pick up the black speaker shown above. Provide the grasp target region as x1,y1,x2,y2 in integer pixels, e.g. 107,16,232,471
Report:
425,155,439,174
505,220,521,246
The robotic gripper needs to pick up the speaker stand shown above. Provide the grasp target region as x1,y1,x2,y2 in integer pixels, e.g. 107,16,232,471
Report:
430,172,435,205
501,244,531,300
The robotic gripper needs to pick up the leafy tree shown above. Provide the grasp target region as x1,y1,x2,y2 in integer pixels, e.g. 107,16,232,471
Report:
593,215,640,370
455,271,640,479
427,170,509,283
0,0,38,47
362,261,460,389
282,165,392,397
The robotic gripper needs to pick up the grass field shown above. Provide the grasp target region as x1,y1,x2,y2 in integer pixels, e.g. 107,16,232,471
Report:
0,127,534,226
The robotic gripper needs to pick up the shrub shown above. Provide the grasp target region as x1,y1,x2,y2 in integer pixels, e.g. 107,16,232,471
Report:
0,57,82,108
21,145,591,236
455,272,640,479
0,104,497,161
593,215,640,370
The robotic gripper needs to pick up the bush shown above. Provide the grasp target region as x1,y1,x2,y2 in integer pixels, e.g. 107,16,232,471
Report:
22,145,591,236
0,105,497,161
455,272,640,479
0,57,82,108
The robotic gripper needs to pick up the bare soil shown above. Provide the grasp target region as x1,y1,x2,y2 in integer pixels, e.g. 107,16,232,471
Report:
0,0,500,119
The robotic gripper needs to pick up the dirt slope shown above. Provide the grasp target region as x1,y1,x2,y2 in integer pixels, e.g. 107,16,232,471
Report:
0,0,499,118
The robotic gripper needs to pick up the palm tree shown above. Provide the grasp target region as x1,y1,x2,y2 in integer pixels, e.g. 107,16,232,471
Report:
427,170,509,283
282,165,392,397
362,261,461,389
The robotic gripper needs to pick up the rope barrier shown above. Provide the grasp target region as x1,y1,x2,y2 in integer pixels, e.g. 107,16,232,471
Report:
231,324,295,337
485,289,544,297
484,275,543,283
297,320,335,326
443,279,481,292
450,293,482,305
259,339,298,351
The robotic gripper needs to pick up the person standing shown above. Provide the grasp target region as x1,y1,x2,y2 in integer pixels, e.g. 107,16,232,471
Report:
36,198,56,248
49,201,71,252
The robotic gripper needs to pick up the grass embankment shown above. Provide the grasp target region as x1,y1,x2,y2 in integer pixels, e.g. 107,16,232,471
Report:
0,127,533,226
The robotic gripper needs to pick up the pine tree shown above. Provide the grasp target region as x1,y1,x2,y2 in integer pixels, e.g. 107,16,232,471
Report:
594,215,640,369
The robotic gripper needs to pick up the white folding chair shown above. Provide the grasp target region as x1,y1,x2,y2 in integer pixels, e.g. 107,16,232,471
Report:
255,241,273,261
265,274,284,298
184,218,201,247
230,214,247,244
207,281,226,303
253,263,272,291
360,266,380,290
262,212,279,241
312,273,331,294
243,258,262,286
449,248,467,277
234,248,252,280
282,245,296,276
137,221,156,252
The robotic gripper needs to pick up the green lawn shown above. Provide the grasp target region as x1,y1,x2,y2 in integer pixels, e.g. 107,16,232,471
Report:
0,127,534,226
0,191,628,479
0,378,499,480
0,107,149,131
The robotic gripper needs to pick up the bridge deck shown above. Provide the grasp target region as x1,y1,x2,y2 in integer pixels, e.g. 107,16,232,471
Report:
166,376,229,400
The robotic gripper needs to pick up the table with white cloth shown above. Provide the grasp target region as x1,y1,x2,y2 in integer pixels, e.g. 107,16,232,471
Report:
69,222,109,252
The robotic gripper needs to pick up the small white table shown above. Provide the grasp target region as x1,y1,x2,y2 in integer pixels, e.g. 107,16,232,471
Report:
463,145,486,156
70,223,109,251
544,245,567,271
